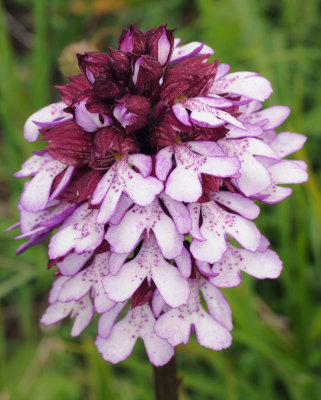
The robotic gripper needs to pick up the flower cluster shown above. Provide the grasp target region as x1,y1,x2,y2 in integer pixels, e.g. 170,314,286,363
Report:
11,25,308,366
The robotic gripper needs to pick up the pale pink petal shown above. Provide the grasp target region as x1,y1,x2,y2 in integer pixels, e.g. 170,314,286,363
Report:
219,137,279,196
98,302,127,338
57,251,93,276
127,154,152,177
210,191,260,220
155,147,174,181
74,99,113,132
190,201,261,263
151,289,166,318
269,131,307,157
211,72,273,102
24,102,70,142
108,251,130,275
19,158,67,212
199,277,233,330
210,243,283,288
171,41,214,63
96,304,174,366
104,234,188,307
159,193,192,234
70,295,95,336
187,203,206,241
49,203,104,259
154,277,232,350
174,247,192,278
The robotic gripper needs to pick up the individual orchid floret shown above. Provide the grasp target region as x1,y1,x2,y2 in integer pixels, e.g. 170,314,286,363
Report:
106,195,188,259
57,252,116,314
218,137,280,197
172,96,244,129
41,277,94,337
170,38,214,63
68,98,113,132
91,154,163,224
49,202,105,259
15,201,76,242
154,276,232,350
197,237,283,288
155,141,240,202
226,101,290,139
254,158,308,203
113,94,151,133
103,233,190,307
209,71,273,102
96,303,174,366
118,25,146,54
188,199,261,264
14,153,74,212
23,102,72,142
145,24,174,66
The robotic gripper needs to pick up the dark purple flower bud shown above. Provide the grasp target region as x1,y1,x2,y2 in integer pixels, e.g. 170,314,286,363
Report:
108,48,132,82
56,75,92,106
145,24,174,66
132,55,163,97
77,51,110,84
160,56,217,105
93,73,123,101
113,94,151,133
91,127,139,169
118,25,146,54
40,121,92,167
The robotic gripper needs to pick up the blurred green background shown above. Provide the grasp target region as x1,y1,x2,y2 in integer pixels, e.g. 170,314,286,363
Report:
0,0,321,399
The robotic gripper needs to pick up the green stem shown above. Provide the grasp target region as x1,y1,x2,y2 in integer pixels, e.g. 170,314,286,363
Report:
153,354,178,400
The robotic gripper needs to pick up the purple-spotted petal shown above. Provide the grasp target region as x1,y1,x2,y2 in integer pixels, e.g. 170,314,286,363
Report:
91,155,163,224
158,142,240,202
41,293,94,337
219,137,279,196
190,201,261,263
58,252,115,313
103,234,189,307
95,304,174,366
209,242,283,288
154,277,232,350
106,197,183,259
49,203,104,259
210,72,273,102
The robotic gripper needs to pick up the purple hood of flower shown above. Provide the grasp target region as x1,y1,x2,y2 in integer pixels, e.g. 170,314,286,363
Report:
11,24,308,366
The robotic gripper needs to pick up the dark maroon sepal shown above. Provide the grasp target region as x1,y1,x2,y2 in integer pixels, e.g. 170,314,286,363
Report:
108,48,132,82
93,240,110,254
134,55,163,97
84,94,113,117
56,75,92,106
118,25,146,55
131,279,156,308
56,167,105,204
152,111,190,147
77,51,111,83
41,121,92,167
145,24,175,66
93,73,123,101
117,94,151,133
160,56,217,105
